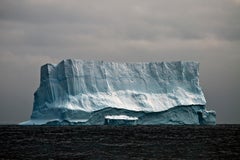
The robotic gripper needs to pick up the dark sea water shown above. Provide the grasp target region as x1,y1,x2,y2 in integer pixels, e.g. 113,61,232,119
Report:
0,125,239,160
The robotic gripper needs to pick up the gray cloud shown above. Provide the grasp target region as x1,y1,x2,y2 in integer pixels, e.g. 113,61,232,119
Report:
0,0,240,123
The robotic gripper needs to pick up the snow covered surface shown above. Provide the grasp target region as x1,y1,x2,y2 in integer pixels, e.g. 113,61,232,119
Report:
20,59,216,125
105,115,138,120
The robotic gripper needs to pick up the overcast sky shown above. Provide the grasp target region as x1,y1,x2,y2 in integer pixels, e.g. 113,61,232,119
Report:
0,0,239,124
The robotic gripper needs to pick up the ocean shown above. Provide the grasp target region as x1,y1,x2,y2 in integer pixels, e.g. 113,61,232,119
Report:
0,125,239,159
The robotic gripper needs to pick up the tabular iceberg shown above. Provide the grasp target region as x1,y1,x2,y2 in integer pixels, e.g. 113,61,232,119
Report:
20,59,216,125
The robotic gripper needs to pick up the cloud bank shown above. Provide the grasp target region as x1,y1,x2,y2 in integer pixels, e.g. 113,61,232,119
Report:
0,0,239,123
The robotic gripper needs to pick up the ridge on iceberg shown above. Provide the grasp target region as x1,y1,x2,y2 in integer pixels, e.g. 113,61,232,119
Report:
21,59,216,125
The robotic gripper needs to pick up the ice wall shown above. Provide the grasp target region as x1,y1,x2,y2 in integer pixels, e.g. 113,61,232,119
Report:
21,59,216,125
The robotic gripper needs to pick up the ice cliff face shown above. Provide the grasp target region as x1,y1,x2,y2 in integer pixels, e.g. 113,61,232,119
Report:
21,59,216,125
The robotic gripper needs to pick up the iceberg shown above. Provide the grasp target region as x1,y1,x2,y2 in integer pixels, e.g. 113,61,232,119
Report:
20,59,216,125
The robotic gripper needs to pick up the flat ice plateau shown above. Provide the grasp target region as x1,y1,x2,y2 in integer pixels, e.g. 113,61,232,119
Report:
21,59,216,125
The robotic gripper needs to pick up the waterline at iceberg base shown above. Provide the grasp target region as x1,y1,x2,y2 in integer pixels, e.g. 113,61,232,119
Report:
20,59,216,125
